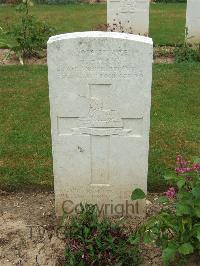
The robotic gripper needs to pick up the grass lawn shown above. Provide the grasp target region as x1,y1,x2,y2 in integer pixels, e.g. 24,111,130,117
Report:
150,3,186,45
0,3,186,46
0,64,199,192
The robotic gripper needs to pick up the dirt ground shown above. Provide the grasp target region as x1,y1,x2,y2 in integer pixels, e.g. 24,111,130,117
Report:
0,191,200,266
0,49,46,65
0,190,65,266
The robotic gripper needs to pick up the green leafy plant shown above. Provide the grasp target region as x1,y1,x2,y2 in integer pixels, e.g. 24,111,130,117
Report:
3,0,54,64
64,203,140,266
174,29,200,63
131,155,200,265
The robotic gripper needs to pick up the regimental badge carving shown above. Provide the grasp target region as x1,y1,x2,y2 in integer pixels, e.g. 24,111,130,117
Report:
58,93,143,137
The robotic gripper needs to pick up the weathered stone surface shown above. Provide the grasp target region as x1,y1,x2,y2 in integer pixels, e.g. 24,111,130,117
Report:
47,31,153,217
107,0,149,35
186,0,200,44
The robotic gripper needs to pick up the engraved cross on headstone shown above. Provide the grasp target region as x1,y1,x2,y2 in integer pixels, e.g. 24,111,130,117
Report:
58,84,143,187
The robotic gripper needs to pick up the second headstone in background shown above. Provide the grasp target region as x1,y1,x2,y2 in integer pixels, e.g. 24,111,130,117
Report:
186,0,200,44
107,0,150,35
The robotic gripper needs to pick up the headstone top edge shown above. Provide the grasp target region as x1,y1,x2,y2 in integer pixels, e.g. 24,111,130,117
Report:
47,31,153,45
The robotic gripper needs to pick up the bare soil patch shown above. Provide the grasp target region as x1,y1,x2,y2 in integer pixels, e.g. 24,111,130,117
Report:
0,49,46,65
154,46,175,64
154,56,174,64
0,190,65,265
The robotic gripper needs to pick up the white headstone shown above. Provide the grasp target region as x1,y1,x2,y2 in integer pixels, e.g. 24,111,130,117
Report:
47,31,153,217
107,0,149,35
186,0,200,44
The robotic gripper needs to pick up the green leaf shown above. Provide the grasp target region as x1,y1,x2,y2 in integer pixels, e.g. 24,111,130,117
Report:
194,207,200,218
131,188,146,200
162,247,176,266
129,234,140,245
177,178,185,189
192,187,200,199
0,41,12,49
193,157,200,163
176,204,191,216
84,227,90,237
158,196,169,204
178,243,194,255
143,231,154,244
164,175,175,181
196,228,200,242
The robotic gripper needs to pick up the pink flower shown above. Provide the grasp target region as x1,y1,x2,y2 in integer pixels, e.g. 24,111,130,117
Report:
176,155,188,169
81,251,88,260
71,240,79,251
164,187,176,199
176,156,200,174
192,163,200,172
175,167,192,174
176,155,182,162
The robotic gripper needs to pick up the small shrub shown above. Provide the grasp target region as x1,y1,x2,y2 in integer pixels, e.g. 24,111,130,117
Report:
64,203,140,266
132,155,200,265
8,15,54,58
174,43,200,63
2,0,54,63
174,30,200,63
